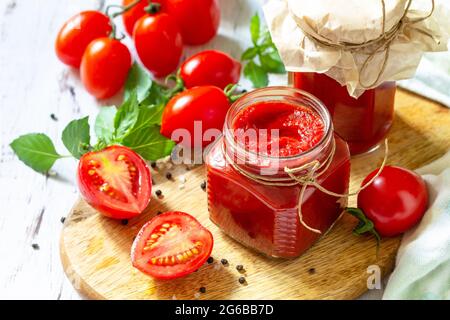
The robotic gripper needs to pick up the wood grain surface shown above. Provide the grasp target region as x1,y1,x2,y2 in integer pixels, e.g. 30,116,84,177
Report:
60,90,450,300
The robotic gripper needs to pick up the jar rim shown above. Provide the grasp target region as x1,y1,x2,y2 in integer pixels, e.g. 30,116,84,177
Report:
223,86,333,161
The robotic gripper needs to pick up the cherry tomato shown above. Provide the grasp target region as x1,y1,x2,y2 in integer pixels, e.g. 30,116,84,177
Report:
55,11,112,68
161,86,231,148
77,146,152,220
80,37,132,99
122,0,165,36
180,50,241,89
164,0,220,45
131,211,213,279
122,0,147,36
133,13,183,78
357,166,428,237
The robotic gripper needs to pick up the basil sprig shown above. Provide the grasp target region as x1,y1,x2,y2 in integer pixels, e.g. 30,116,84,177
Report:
241,14,286,88
11,63,174,173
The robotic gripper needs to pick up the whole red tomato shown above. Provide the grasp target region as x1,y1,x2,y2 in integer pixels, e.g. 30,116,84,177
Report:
122,0,165,36
180,50,241,89
133,13,183,77
55,11,112,68
161,86,230,148
77,146,152,219
357,166,428,237
164,0,220,45
80,37,132,99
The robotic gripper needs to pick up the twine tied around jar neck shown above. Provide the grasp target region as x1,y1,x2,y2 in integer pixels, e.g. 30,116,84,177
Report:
295,0,435,88
225,140,389,234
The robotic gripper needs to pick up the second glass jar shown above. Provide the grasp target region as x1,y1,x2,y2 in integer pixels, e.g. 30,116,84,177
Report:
292,72,396,155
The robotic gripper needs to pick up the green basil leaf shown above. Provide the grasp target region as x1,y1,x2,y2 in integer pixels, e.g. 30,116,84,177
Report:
61,117,90,159
250,14,260,45
259,30,273,47
126,103,165,140
260,51,286,74
244,61,268,88
125,63,152,103
140,103,165,126
94,106,117,144
10,133,62,173
241,47,259,61
141,81,169,108
122,125,175,161
147,103,165,125
114,91,139,141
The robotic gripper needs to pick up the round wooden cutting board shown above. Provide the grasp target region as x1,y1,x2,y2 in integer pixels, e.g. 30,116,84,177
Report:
60,90,450,300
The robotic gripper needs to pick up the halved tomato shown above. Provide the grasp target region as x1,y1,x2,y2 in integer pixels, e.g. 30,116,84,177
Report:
131,212,213,279
77,145,152,219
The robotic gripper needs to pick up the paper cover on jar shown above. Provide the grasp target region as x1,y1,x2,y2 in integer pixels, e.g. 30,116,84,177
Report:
263,0,450,97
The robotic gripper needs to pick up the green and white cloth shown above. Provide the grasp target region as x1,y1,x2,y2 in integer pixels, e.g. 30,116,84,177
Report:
398,0,450,108
383,152,450,300
399,52,450,108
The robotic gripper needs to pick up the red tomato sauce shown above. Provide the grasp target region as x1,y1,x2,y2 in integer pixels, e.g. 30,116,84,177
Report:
293,72,396,155
206,94,351,258
231,101,325,157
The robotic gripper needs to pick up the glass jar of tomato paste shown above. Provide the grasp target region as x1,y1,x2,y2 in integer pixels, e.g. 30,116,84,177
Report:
292,73,396,155
205,87,351,258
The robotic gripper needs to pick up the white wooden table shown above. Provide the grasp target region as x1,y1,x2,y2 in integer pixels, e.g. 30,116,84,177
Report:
0,0,382,299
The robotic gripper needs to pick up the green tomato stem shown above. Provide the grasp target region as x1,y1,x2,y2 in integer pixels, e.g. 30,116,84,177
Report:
164,73,185,100
224,84,245,103
105,0,143,40
346,207,382,256
144,2,161,14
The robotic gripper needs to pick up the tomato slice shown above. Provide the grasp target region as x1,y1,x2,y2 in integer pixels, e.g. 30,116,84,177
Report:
77,146,152,219
131,212,214,280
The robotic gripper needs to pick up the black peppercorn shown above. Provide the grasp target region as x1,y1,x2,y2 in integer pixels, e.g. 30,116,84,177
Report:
50,113,58,121
155,190,162,197
121,219,129,226
32,243,40,250
238,277,246,284
199,287,206,293
60,217,66,224
308,268,316,275
236,264,244,272
207,256,214,264
166,172,172,180
151,162,157,168
221,259,228,265
200,181,206,190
